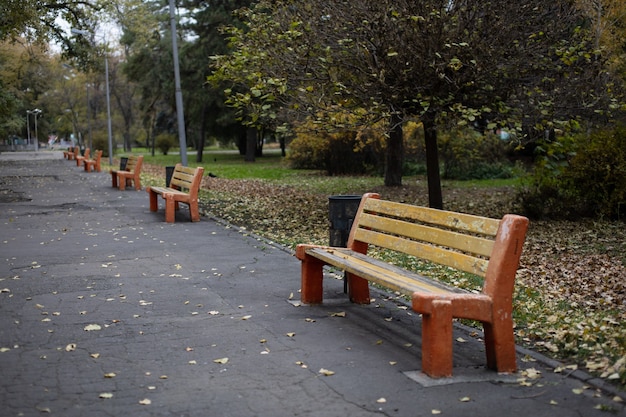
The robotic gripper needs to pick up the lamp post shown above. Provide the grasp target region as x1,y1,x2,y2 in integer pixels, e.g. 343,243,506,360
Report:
169,0,188,166
26,109,41,151
26,112,30,146
71,28,113,165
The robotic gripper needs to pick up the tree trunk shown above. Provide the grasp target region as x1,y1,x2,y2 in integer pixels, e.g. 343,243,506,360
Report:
422,113,443,209
384,113,404,186
245,128,256,162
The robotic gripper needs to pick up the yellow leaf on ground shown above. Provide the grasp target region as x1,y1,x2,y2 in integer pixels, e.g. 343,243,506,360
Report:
84,324,101,331
213,357,229,364
99,393,113,399
139,398,152,405
318,368,335,376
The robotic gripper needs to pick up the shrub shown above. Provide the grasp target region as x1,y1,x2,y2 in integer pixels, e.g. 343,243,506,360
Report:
91,131,114,158
156,133,176,155
438,128,514,180
287,122,384,175
518,125,626,219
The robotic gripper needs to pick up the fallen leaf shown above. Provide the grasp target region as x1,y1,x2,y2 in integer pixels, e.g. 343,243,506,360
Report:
377,398,387,403
550,400,558,405
241,315,252,320
90,353,100,359
104,373,116,378
431,410,441,415
318,368,335,376
459,396,471,402
456,337,467,343
572,388,584,395
65,344,77,352
99,393,113,399
0,347,11,353
139,398,152,405
330,312,346,317
213,357,229,364
286,332,296,337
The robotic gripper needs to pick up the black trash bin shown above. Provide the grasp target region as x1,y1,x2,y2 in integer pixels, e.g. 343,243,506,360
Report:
328,195,362,247
165,166,175,187
329,195,362,292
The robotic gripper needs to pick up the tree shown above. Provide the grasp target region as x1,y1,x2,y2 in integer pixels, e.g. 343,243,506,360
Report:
212,0,622,208
1,0,101,60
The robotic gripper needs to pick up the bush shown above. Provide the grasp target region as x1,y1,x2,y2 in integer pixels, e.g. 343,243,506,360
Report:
287,123,384,175
156,133,176,155
438,128,514,180
91,131,114,158
518,125,626,219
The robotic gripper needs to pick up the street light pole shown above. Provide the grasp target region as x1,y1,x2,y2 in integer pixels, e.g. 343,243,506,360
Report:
26,112,31,145
33,109,40,151
169,0,188,166
71,28,113,165
26,109,41,151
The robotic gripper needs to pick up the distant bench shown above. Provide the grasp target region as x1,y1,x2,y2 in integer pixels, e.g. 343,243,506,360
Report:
63,147,76,160
110,155,143,191
83,150,102,172
146,164,204,223
295,193,528,378
75,148,90,167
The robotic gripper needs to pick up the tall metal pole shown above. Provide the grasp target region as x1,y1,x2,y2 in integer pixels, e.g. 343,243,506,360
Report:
33,111,39,151
169,0,188,166
26,112,31,144
104,54,113,164
86,84,93,149
71,28,113,164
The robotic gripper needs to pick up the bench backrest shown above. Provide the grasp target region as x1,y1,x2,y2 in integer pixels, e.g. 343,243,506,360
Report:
125,155,143,173
93,150,102,161
347,193,528,301
169,164,204,196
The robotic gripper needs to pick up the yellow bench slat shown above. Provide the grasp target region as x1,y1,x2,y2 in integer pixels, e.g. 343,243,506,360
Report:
354,228,489,277
363,198,501,236
358,212,495,258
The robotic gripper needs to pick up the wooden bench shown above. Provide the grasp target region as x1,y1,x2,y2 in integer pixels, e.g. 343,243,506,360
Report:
295,193,529,378
83,150,102,172
75,148,90,167
63,147,75,160
110,155,143,191
146,164,204,223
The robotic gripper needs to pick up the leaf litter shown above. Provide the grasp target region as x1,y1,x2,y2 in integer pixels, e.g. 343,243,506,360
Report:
141,165,626,389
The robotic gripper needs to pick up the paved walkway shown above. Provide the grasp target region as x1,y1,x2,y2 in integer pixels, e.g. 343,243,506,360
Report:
0,151,623,417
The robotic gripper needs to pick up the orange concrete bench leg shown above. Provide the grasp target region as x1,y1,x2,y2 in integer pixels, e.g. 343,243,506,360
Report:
347,272,371,304
189,200,200,222
483,317,517,373
148,190,159,212
300,255,325,304
421,299,454,378
164,194,176,223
